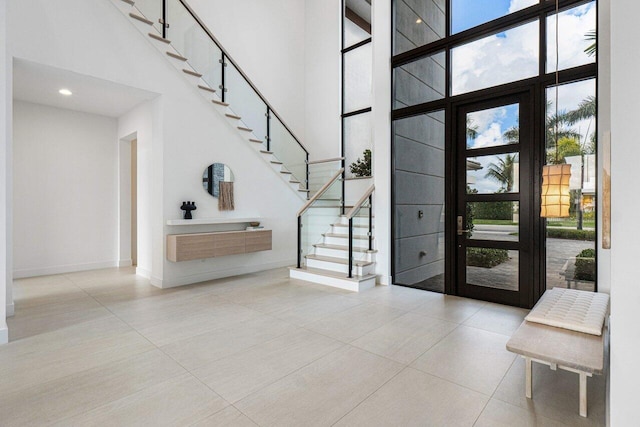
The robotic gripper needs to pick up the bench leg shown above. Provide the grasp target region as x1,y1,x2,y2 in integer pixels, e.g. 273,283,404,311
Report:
525,357,532,399
579,372,587,417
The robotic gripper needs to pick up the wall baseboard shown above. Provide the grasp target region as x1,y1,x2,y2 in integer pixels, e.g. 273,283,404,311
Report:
118,259,133,267
13,260,119,279
377,275,392,286
0,323,8,345
6,303,15,317
136,267,152,280
154,259,295,289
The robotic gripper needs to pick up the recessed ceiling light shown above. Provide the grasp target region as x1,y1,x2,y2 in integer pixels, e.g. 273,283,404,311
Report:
58,88,72,96
416,18,422,24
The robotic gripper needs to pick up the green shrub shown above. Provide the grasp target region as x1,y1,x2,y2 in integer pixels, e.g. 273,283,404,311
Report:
467,248,509,268
471,201,514,220
574,248,596,281
546,228,595,241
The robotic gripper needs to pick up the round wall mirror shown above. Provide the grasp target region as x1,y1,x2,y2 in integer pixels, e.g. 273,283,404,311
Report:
202,163,234,198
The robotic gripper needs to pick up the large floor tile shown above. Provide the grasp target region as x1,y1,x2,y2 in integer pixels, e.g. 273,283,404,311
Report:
7,296,111,340
335,367,489,427
305,302,407,343
160,315,298,370
351,284,442,311
0,317,154,395
270,293,363,326
52,374,227,427
220,280,329,314
193,328,343,403
0,349,185,426
351,311,458,364
493,357,606,426
191,406,258,427
464,302,529,336
235,345,403,427
411,325,516,395
474,398,568,427
133,300,263,346
412,294,487,323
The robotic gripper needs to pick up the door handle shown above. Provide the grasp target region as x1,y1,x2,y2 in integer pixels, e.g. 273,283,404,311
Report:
457,215,471,236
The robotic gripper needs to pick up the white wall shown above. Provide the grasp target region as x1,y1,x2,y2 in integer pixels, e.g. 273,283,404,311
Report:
6,0,305,294
609,0,640,424
304,0,342,161
371,0,392,285
186,0,306,140
0,0,10,342
12,101,119,277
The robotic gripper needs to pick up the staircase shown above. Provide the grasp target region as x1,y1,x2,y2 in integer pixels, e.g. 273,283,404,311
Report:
290,172,376,292
111,0,310,198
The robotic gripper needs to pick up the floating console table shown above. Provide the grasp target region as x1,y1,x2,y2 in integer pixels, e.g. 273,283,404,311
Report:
166,217,262,226
167,230,272,262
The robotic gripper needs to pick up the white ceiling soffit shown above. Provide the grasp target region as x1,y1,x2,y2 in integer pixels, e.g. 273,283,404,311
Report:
13,59,158,118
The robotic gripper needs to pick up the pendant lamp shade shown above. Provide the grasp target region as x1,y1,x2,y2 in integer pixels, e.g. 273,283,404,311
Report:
541,163,571,218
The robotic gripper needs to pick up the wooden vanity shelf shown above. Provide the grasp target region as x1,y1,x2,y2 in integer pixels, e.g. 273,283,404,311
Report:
167,230,272,262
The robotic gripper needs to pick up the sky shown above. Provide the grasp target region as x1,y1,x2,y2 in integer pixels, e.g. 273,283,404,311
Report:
454,0,596,194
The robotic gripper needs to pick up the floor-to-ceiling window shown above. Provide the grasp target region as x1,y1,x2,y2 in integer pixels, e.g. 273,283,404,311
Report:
392,0,597,307
343,0,373,192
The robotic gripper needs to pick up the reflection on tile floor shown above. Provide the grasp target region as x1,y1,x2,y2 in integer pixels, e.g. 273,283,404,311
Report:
3,267,606,426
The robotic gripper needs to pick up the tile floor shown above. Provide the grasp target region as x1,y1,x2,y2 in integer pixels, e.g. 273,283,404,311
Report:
2,267,606,426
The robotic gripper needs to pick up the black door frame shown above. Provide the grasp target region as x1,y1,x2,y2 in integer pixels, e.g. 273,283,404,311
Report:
450,90,535,308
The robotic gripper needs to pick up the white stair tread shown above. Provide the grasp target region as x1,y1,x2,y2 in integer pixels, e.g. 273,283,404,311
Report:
323,233,373,240
313,243,377,253
291,266,376,282
305,254,373,267
331,223,372,229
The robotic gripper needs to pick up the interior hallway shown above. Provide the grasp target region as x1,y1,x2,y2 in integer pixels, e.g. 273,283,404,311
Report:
2,268,605,426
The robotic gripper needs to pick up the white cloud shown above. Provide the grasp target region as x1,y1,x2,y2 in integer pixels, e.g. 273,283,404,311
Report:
508,0,537,14
452,2,595,96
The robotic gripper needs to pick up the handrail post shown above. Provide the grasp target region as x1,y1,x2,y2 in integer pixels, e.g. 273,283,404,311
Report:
348,218,353,278
306,153,310,200
220,52,226,102
341,160,346,215
297,216,302,268
368,194,373,251
162,0,167,39
266,107,271,152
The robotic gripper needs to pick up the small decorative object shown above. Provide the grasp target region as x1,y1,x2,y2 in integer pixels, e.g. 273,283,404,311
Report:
249,221,260,227
180,201,197,219
218,181,235,211
349,149,372,177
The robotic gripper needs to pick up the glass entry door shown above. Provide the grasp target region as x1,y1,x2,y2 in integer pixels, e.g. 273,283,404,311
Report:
455,93,532,307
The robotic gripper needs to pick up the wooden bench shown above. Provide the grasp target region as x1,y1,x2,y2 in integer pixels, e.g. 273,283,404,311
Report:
506,320,606,417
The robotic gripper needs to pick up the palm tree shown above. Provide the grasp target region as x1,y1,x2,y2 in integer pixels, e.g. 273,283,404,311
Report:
584,30,596,57
502,103,580,161
565,96,596,154
485,154,518,192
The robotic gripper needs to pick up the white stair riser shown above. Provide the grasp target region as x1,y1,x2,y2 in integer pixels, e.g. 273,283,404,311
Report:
323,235,371,248
305,258,374,276
313,247,375,262
336,216,373,227
289,268,375,292
331,225,370,237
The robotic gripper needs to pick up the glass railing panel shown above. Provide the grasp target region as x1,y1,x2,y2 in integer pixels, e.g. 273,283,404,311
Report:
348,197,372,277
300,177,343,267
270,116,307,186
226,63,268,145
134,0,163,34
308,160,343,195
166,0,223,93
